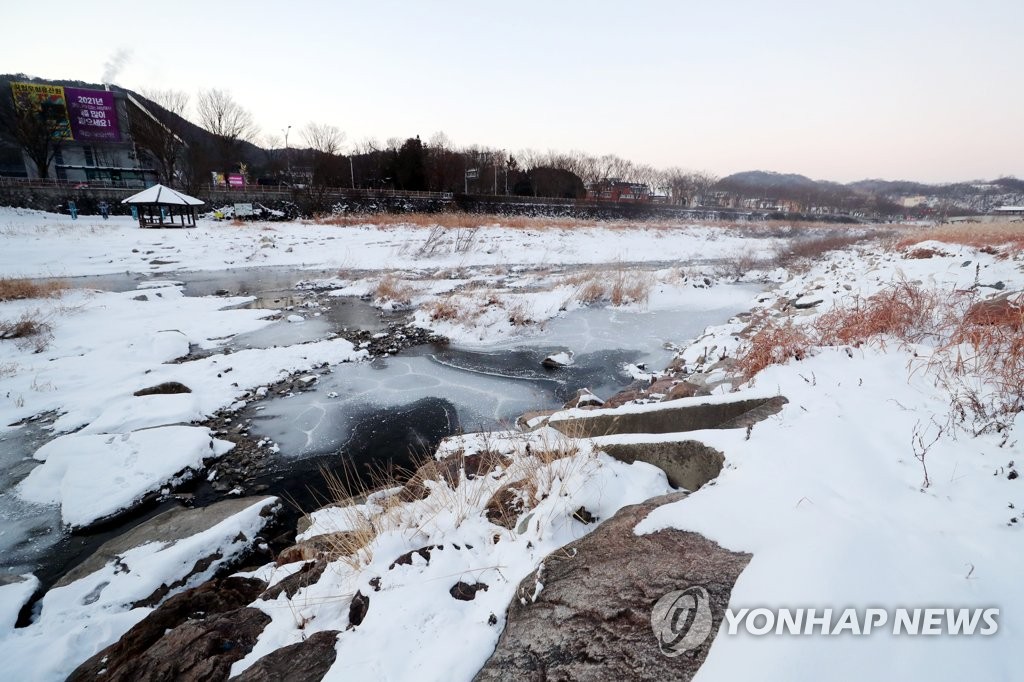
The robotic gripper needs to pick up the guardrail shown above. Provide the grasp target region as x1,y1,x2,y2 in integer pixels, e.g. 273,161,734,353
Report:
0,176,140,191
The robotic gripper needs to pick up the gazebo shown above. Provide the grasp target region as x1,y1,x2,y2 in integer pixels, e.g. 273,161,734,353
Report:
122,184,205,228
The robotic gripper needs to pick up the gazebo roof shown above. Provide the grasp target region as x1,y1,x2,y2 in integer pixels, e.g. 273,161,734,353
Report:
121,184,205,206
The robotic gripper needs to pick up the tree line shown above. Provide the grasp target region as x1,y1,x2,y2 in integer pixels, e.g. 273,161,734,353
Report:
6,79,1015,216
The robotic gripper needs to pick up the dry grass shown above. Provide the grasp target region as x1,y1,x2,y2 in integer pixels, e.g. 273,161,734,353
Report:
311,212,596,230
894,221,1024,254
774,233,875,269
738,283,1024,428
611,269,653,306
0,311,53,353
0,278,67,302
374,274,415,306
315,463,406,571
314,213,895,234
303,430,594,570
507,301,534,326
563,267,653,306
426,296,460,321
940,294,1024,425
737,318,814,379
814,282,945,347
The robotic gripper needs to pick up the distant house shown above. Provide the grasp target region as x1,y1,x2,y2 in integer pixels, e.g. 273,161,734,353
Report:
586,179,652,203
992,206,1024,216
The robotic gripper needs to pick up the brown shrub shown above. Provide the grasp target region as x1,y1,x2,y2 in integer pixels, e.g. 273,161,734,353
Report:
0,312,53,352
905,247,946,259
814,282,945,347
737,319,814,379
776,233,873,267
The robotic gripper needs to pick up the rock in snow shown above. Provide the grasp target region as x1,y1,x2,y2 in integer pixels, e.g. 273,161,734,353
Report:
476,492,750,681
541,351,574,368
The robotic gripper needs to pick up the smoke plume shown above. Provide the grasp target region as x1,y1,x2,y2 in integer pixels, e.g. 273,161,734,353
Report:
102,48,133,84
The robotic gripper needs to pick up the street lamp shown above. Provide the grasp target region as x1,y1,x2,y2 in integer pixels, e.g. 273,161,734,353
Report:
282,125,291,184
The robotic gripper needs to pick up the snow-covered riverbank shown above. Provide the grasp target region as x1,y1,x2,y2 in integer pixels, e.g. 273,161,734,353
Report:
1,209,1022,681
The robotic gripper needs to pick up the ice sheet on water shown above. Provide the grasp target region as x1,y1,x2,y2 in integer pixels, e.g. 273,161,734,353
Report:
230,317,335,350
0,493,62,574
0,425,63,573
247,298,758,459
493,300,754,370
248,355,552,458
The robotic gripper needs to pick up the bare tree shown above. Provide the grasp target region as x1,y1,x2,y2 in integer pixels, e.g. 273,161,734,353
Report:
143,89,189,119
130,89,189,185
300,122,345,156
301,122,348,200
195,89,257,141
195,89,258,170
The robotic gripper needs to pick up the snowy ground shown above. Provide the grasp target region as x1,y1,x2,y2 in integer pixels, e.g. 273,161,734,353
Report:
0,208,784,279
1,208,1022,680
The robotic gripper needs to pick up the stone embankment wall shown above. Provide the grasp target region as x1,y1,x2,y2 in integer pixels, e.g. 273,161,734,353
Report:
0,183,860,223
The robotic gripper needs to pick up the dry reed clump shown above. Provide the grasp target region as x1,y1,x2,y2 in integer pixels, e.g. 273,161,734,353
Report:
0,311,54,353
894,221,1024,254
813,281,946,348
310,460,414,571
507,301,534,326
373,274,415,306
905,246,948,259
426,296,461,321
736,318,814,380
563,268,653,306
939,293,1024,423
0,278,67,302
303,431,594,568
737,282,1024,428
774,233,874,269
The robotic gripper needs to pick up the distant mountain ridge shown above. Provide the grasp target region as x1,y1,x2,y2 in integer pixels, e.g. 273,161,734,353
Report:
717,170,1024,214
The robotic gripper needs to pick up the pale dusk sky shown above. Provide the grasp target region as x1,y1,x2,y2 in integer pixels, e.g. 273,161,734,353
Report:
3,0,1022,183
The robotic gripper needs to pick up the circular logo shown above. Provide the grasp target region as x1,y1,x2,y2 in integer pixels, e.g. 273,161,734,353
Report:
651,586,714,657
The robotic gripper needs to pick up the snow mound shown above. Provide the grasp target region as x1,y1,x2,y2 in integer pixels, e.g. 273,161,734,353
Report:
17,426,233,527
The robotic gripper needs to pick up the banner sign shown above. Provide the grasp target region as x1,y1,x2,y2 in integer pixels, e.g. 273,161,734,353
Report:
64,87,121,142
11,82,72,140
228,173,245,188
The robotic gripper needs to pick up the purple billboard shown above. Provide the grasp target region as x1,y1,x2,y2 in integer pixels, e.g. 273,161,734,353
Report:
64,87,122,143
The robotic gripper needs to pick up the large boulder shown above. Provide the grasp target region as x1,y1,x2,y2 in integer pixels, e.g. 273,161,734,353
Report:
233,630,341,681
68,576,268,681
475,492,751,681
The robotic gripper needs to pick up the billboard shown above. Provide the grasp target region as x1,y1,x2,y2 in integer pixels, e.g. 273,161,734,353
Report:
11,82,72,140
64,87,121,142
